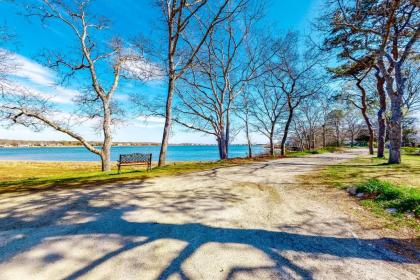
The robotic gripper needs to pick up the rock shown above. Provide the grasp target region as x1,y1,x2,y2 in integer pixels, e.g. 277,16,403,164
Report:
385,208,398,214
356,193,364,198
347,187,357,195
405,213,415,219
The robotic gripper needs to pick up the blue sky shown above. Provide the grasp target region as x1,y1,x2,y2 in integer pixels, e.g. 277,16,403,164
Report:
0,0,323,144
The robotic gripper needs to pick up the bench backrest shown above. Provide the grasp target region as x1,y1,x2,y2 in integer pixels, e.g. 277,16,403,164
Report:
119,153,152,163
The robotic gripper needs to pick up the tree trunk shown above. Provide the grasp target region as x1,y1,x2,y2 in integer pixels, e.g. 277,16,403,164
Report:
100,150,111,172
158,76,175,166
218,135,228,160
311,131,315,150
336,126,340,147
244,115,252,158
376,73,387,158
269,134,274,157
322,124,326,148
356,79,374,155
225,108,230,158
388,94,403,164
280,109,293,156
361,109,375,155
101,100,113,171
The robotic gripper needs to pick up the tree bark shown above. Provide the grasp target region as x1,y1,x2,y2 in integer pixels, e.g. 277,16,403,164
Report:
355,79,374,155
100,150,111,172
361,108,374,155
159,76,175,166
280,107,293,156
388,94,403,164
218,134,228,160
225,107,231,158
101,100,113,171
244,114,252,158
336,126,340,147
376,72,387,158
269,133,274,157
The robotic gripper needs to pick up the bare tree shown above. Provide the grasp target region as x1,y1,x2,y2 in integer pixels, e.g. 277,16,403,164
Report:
327,109,345,147
156,0,247,166
0,0,147,171
249,81,285,156
235,91,253,157
403,59,420,116
270,32,326,156
298,99,324,150
172,4,267,159
345,108,364,148
373,66,387,158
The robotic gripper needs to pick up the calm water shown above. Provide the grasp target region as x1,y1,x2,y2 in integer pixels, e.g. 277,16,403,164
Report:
0,145,264,162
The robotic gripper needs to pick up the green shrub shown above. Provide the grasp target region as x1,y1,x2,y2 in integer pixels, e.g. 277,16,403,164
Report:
401,147,419,155
356,179,420,216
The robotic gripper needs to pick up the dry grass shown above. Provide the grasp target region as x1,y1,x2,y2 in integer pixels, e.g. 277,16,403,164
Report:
0,157,271,194
319,155,420,189
0,161,102,181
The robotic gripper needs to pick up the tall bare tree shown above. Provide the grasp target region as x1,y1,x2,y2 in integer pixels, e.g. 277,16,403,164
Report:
0,0,147,171
249,82,285,156
270,32,326,156
156,0,247,165
235,90,253,157
327,109,345,146
172,3,267,159
345,108,364,148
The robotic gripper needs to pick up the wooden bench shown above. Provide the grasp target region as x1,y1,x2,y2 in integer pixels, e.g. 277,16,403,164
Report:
117,153,152,173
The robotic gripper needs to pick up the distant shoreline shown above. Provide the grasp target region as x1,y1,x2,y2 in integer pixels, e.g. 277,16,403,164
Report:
0,144,263,149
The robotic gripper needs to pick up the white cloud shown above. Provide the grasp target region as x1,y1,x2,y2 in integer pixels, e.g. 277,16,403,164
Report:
121,49,163,81
137,115,165,123
1,51,80,105
3,80,78,105
11,53,56,87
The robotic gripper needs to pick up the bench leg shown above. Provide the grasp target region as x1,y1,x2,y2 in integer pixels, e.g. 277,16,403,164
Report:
118,164,121,174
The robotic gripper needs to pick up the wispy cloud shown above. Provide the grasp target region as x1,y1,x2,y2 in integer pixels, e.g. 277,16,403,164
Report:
11,53,56,87
2,50,80,104
121,48,163,81
137,115,165,123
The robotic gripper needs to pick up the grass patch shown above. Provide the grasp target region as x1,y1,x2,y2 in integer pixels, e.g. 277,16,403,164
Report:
313,153,420,229
0,157,267,194
287,146,343,157
356,179,419,215
322,155,420,189
401,147,420,155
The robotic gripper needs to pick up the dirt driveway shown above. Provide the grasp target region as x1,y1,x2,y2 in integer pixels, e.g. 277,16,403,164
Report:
0,150,418,280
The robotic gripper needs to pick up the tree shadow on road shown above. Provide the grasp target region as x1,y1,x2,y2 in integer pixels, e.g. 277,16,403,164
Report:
0,179,417,280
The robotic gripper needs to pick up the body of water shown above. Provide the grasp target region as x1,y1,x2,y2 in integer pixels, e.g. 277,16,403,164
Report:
0,145,265,162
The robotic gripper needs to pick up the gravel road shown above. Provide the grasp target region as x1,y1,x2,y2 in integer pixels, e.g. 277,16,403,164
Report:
0,150,418,279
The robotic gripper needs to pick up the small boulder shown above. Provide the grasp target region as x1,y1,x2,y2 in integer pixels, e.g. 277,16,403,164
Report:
347,187,357,195
385,208,398,214
356,193,364,198
405,213,415,219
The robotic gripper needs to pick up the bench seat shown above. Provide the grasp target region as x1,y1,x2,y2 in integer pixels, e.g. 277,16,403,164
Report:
117,153,152,173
